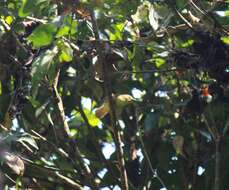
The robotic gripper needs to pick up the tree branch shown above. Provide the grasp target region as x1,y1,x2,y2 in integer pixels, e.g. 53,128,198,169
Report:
52,69,98,189
53,69,71,138
90,9,129,190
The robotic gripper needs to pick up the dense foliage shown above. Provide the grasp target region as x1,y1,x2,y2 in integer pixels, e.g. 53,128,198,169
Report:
0,0,229,189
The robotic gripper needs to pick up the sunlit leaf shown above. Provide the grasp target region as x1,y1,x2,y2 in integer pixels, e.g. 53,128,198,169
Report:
84,109,100,127
155,57,165,68
28,24,57,48
5,16,13,25
221,36,229,44
57,40,73,62
56,26,70,37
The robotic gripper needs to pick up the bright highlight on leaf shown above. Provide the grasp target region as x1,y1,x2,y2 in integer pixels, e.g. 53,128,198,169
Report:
57,40,73,62
221,36,229,44
28,24,57,48
84,109,100,127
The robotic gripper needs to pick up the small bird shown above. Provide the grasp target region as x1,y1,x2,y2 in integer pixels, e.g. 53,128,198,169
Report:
200,86,212,103
95,94,135,119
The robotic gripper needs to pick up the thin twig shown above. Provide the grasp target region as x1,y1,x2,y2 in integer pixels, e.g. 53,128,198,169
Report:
114,68,179,74
135,109,168,189
52,69,71,137
202,113,221,190
223,117,229,137
173,7,194,29
90,9,129,190
26,16,48,24
214,137,220,190
54,172,84,190
202,114,216,140
52,69,98,189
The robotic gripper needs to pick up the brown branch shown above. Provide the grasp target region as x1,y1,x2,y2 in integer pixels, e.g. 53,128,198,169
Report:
53,69,71,138
114,68,180,74
65,23,229,47
24,162,84,190
52,69,98,189
90,9,129,190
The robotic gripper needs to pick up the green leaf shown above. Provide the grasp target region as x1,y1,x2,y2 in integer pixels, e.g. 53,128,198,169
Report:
181,39,194,48
84,109,100,127
28,24,57,48
18,0,34,17
176,0,186,9
221,36,229,44
31,46,58,96
109,23,125,41
18,0,49,17
155,57,165,68
56,26,70,38
57,40,73,62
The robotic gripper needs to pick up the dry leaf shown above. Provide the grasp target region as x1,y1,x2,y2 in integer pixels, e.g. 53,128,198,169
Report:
172,135,185,156
2,112,12,130
95,100,110,119
4,152,25,175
